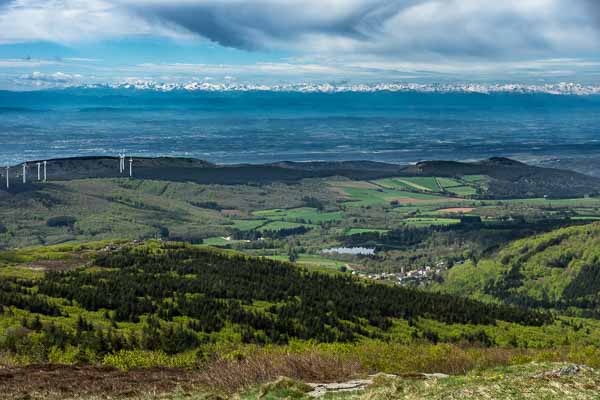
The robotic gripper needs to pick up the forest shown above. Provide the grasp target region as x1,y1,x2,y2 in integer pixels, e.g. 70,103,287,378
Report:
439,222,600,316
0,243,553,362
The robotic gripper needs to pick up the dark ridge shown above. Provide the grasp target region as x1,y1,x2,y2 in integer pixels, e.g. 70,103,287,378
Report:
2,156,599,198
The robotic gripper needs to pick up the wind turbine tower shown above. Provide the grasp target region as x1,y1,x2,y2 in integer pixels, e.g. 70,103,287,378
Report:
43,160,47,182
119,152,126,174
37,162,41,181
22,163,27,184
129,157,133,177
5,165,8,189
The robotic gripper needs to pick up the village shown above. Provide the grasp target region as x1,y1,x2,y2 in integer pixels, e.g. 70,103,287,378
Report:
351,260,455,287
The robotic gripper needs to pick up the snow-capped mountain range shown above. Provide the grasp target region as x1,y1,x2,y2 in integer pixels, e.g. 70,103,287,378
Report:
77,81,600,95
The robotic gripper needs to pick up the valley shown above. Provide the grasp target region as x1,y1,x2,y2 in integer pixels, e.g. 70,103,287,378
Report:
2,157,600,398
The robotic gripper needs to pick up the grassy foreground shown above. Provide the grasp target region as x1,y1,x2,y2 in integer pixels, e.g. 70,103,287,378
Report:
1,362,597,399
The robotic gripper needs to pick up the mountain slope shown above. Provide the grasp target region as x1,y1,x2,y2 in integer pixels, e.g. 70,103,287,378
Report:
440,222,600,315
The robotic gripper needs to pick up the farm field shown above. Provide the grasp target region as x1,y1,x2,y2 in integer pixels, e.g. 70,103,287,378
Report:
401,217,461,227
266,254,348,273
375,177,441,192
3,165,600,275
252,207,343,224
345,228,390,235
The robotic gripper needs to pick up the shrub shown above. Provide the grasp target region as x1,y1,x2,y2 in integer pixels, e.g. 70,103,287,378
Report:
46,216,77,228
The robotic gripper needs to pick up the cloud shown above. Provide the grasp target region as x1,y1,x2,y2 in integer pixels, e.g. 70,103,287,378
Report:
0,0,599,88
116,0,600,59
0,58,60,68
0,0,597,58
16,71,84,87
122,0,415,50
0,0,187,44
582,0,600,24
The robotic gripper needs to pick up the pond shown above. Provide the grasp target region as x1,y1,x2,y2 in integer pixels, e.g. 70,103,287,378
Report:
321,247,375,256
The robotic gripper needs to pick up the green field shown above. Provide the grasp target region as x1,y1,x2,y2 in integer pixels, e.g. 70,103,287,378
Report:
345,228,390,235
445,185,478,196
337,186,456,207
228,219,267,231
402,217,461,227
253,207,343,224
375,177,441,192
436,177,463,188
202,236,248,246
266,254,348,273
463,174,488,182
257,221,314,232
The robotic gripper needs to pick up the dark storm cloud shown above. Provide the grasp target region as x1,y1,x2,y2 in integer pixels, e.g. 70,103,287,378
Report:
120,0,600,59
582,0,600,24
129,1,415,50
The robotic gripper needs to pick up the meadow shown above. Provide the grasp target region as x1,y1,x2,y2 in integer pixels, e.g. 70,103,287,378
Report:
3,169,600,276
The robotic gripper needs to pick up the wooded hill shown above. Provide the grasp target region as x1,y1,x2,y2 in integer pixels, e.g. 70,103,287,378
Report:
3,156,599,199
440,222,600,317
0,243,550,360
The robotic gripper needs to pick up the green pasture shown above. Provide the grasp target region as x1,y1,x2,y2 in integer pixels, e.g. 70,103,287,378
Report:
445,185,478,196
462,175,488,182
252,207,343,224
402,217,461,227
202,236,248,246
228,219,267,231
340,187,456,207
436,177,463,188
267,254,347,273
375,177,441,192
345,228,390,236
257,221,315,232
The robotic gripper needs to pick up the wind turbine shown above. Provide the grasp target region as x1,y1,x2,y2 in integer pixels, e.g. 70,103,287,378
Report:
22,163,27,184
43,160,47,182
5,165,8,189
37,162,41,181
129,157,133,178
119,151,126,174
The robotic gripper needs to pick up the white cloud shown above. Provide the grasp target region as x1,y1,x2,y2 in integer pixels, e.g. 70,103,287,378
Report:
0,0,189,44
0,0,597,59
0,58,60,67
16,71,83,87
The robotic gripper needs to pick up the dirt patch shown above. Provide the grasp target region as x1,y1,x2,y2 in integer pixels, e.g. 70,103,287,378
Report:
437,207,475,214
0,351,361,399
26,253,90,272
221,209,244,217
0,365,205,399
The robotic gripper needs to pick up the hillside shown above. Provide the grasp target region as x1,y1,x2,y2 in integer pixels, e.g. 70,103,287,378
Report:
2,156,599,198
439,222,600,316
0,362,598,399
1,242,600,398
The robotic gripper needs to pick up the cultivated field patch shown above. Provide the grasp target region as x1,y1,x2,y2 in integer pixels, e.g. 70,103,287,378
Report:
436,207,475,214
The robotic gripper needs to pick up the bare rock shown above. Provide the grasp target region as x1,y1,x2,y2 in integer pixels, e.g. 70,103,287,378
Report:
534,364,593,379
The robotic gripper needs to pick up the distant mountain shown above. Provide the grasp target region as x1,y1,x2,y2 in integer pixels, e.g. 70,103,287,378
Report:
408,157,600,198
439,222,600,316
3,156,600,199
67,81,600,95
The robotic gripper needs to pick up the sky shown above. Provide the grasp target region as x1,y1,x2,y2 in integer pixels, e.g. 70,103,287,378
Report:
1,0,600,89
